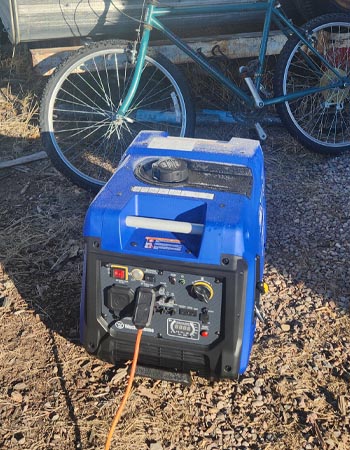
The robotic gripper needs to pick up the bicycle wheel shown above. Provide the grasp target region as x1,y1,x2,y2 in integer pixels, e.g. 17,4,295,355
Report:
293,0,318,20
40,40,195,192
274,14,350,155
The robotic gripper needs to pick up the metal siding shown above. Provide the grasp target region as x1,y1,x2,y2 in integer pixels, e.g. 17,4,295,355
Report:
0,1,16,43
2,0,261,44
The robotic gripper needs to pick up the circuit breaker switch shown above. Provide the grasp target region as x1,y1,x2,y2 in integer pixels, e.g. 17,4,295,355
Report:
144,272,156,283
200,308,210,324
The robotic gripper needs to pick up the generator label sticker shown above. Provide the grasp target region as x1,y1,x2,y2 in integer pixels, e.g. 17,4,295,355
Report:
167,318,200,340
144,237,183,252
148,136,196,151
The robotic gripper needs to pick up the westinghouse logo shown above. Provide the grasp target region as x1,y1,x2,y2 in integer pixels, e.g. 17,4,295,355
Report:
114,321,154,333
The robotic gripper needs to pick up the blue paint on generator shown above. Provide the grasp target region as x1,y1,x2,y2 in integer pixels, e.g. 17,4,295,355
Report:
81,131,266,379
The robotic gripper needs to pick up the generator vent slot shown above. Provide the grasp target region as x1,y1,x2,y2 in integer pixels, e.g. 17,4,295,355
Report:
110,343,208,372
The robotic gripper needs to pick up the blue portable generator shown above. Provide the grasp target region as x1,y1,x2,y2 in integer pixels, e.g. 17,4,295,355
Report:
80,131,266,380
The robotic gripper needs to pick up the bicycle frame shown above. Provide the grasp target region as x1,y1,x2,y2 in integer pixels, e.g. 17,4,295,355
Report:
118,0,349,116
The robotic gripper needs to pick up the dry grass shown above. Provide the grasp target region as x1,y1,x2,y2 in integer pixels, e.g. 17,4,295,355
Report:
0,45,41,161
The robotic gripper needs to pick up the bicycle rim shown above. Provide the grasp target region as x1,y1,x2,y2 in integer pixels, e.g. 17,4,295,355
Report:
282,20,350,149
46,48,188,188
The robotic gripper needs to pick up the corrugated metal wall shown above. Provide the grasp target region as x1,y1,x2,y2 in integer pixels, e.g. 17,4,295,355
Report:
0,0,261,44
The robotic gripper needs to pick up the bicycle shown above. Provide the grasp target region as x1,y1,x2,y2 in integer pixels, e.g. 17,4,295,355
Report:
40,0,350,192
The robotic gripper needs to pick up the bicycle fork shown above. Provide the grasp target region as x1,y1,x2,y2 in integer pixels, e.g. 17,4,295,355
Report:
116,4,155,119
116,32,151,119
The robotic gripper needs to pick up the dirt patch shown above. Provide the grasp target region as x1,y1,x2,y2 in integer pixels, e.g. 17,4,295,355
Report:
0,48,349,450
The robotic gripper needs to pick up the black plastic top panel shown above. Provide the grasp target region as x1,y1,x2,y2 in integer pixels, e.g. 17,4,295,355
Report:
134,158,253,197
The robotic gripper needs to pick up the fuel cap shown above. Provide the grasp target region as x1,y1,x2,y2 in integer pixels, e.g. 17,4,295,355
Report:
152,158,188,183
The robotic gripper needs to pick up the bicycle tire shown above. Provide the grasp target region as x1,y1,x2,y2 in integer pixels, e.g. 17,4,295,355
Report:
292,0,317,20
274,13,350,155
300,0,350,16
40,40,195,192
331,0,350,12
279,0,305,22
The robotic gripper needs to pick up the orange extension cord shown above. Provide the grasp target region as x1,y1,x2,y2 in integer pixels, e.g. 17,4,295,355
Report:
104,329,143,450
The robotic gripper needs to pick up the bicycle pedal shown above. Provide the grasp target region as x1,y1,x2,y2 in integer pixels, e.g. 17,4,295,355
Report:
254,122,267,141
239,59,259,78
239,66,250,78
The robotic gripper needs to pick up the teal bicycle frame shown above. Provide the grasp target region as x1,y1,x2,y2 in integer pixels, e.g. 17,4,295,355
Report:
118,0,349,116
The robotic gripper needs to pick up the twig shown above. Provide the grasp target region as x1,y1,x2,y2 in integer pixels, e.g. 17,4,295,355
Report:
0,88,8,102
313,421,326,450
0,151,47,169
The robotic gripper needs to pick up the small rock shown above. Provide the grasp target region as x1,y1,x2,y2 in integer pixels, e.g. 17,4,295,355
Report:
13,382,27,391
251,400,264,408
253,386,261,395
11,391,23,403
281,323,291,332
49,412,59,421
149,442,163,450
110,367,128,384
216,400,226,409
255,378,264,388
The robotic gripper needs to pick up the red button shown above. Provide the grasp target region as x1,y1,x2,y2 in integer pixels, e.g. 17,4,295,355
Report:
200,330,209,337
113,268,126,280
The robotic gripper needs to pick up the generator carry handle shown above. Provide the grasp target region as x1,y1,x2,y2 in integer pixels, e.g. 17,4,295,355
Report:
125,216,204,235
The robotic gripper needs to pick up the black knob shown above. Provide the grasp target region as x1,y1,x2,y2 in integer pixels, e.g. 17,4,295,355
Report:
192,284,211,303
152,158,188,183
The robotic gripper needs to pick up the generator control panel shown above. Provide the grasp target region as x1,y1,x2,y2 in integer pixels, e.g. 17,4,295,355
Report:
100,263,223,345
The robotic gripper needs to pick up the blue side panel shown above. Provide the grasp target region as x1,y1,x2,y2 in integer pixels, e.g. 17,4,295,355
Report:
239,269,257,373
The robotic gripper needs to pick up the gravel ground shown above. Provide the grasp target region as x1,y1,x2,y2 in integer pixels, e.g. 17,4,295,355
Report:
0,55,350,449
